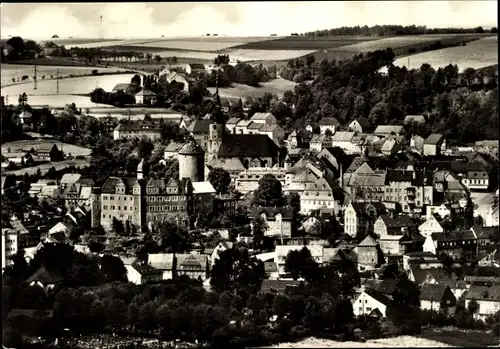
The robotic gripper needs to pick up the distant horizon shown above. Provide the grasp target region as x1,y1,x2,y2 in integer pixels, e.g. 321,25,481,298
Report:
1,2,497,38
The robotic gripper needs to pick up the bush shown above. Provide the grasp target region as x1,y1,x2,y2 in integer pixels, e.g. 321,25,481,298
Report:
92,69,98,75
2,327,23,348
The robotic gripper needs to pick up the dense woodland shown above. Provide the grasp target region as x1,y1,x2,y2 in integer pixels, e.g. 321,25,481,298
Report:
305,25,496,37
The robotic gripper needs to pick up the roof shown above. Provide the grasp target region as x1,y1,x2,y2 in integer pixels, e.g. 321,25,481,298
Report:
332,131,356,142
381,139,397,152
131,260,163,276
164,142,184,152
247,122,264,130
318,117,340,126
431,229,476,242
253,206,294,220
424,133,444,145
419,283,451,302
112,83,137,93
226,117,240,125
186,119,212,133
364,289,392,306
374,125,404,135
209,157,245,172
352,117,372,129
379,214,415,229
358,235,378,247
472,226,497,240
192,181,216,194
261,279,301,293
148,253,174,270
348,173,386,187
178,141,205,155
135,89,156,96
176,254,208,269
26,266,64,285
115,121,161,132
101,177,143,195
187,63,205,70
404,115,426,124
218,134,280,158
251,112,275,121
464,285,500,301
260,124,281,132
264,261,278,272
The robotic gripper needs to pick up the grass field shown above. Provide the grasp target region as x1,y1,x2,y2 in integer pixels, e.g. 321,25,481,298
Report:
1,73,136,96
336,35,452,52
2,139,92,157
207,77,297,99
391,36,498,72
232,36,377,50
41,38,122,46
228,49,317,62
1,63,128,86
3,159,90,176
129,40,249,52
418,327,500,347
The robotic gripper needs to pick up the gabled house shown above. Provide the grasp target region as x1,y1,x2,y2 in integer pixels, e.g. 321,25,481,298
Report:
126,259,163,285
404,115,426,125
410,135,425,153
381,138,400,156
26,266,64,291
300,177,341,215
374,214,415,237
353,289,391,318
419,283,456,312
418,214,446,238
423,134,445,156
285,130,302,149
464,285,500,321
318,117,340,135
185,63,206,75
373,125,405,139
176,254,210,281
210,240,234,267
147,253,175,280
331,131,359,154
348,117,373,133
355,235,381,269
423,230,477,260
344,202,386,238
403,251,443,271
309,134,331,152
253,207,295,238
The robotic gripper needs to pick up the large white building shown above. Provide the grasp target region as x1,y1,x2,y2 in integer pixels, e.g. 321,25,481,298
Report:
2,228,19,272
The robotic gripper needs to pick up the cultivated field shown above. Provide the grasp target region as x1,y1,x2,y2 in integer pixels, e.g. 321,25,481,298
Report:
1,63,128,86
336,35,451,52
232,36,377,50
2,140,92,157
268,336,452,348
419,327,500,347
229,49,317,62
391,36,498,72
3,159,90,176
207,77,297,99
1,73,136,96
130,40,248,52
41,38,121,46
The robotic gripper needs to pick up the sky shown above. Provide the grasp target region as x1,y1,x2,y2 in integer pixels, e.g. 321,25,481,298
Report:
1,1,498,39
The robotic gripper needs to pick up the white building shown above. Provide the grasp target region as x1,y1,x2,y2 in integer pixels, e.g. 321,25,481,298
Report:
300,177,341,215
2,228,18,272
353,290,390,318
274,245,337,276
418,214,445,238
235,167,286,194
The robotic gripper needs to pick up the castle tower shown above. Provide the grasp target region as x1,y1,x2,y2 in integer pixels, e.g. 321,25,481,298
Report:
207,69,226,161
178,141,205,182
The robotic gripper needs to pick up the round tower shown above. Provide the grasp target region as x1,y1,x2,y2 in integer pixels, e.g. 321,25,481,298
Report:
178,141,205,182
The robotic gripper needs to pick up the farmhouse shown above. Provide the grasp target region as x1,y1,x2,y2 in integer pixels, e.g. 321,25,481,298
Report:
353,290,391,318
185,63,206,75
23,144,65,162
135,89,156,105
112,83,140,95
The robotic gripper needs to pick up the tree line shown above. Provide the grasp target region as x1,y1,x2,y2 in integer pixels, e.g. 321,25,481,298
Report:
304,25,496,37
1,36,43,62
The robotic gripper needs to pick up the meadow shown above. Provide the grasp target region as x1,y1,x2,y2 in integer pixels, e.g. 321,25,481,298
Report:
3,159,90,176
336,35,451,52
232,36,377,50
390,36,498,72
228,49,317,62
1,73,137,96
1,63,128,86
2,139,91,157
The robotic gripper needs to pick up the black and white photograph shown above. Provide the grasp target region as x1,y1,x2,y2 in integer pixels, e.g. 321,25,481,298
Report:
1,1,499,348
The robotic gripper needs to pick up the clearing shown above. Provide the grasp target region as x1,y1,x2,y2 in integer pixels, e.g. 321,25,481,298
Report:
207,77,297,99
390,36,498,72
2,139,91,157
232,36,377,50
3,159,90,176
267,335,452,348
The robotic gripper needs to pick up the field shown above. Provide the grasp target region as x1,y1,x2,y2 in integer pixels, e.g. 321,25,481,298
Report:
232,36,377,50
418,327,500,347
336,35,451,52
2,139,92,157
207,77,297,99
3,159,90,176
390,36,498,72
1,73,136,96
41,38,121,46
1,63,128,86
268,335,452,348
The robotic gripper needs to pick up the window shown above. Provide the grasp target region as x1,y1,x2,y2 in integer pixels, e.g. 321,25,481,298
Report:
118,206,121,210
365,300,368,303
112,206,116,210
366,307,372,312
124,206,127,211
110,196,114,200
103,205,108,210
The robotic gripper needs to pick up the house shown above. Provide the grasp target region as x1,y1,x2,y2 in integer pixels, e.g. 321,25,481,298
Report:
24,144,65,162
285,130,302,149
147,253,175,280
185,118,212,151
477,249,499,267
253,207,295,239
423,230,477,260
112,83,140,94
59,173,81,190
404,115,426,125
26,266,64,291
463,275,500,287
373,125,405,139
236,167,286,194
135,89,156,105
47,221,73,239
264,261,280,279
126,259,163,285
464,285,500,321
344,202,386,238
381,138,401,156
485,202,499,227
348,117,373,133
331,131,359,154
318,117,340,135
423,134,445,156
355,235,381,270
175,254,209,281
353,289,391,318
418,214,446,238
301,216,321,235
185,63,206,75
213,196,239,217
226,117,240,133
300,177,341,216
2,228,19,271
165,71,189,92
309,134,331,152
403,252,443,271
275,245,333,276
163,142,184,159
217,134,281,168
208,158,246,182
384,170,435,213
250,112,278,126
18,110,33,125
411,135,425,153
374,214,415,237
419,283,456,312
261,279,301,294
113,121,162,141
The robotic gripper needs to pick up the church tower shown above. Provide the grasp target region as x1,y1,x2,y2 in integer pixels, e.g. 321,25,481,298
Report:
207,70,226,161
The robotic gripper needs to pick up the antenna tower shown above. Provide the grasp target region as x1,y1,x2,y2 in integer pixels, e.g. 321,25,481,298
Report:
34,65,37,90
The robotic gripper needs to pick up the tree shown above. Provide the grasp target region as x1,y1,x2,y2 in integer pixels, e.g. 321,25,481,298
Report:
208,167,231,195
146,53,153,64
491,27,498,33
154,55,162,64
100,254,127,283
251,214,268,249
131,74,142,86
251,174,285,207
284,247,319,282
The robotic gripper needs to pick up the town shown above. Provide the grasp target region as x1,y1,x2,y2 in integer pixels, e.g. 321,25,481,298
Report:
1,11,500,349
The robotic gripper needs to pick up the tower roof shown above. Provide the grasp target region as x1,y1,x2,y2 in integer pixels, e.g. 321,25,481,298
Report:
137,158,144,172
179,141,205,155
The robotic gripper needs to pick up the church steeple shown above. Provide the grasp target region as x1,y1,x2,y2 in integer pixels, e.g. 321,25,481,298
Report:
212,69,225,124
